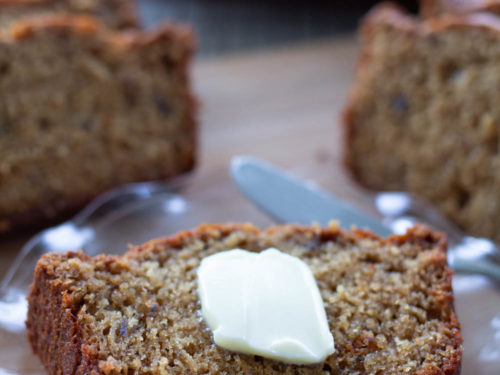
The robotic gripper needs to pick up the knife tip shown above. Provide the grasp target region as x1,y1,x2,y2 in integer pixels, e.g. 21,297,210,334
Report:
230,155,262,175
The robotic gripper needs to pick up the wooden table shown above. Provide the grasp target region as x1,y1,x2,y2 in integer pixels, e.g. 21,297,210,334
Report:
1,37,499,375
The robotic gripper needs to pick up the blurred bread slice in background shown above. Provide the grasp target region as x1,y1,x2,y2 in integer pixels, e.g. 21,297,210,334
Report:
344,2,500,242
0,15,196,234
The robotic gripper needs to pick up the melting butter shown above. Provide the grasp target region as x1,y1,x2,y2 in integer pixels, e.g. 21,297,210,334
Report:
197,248,334,365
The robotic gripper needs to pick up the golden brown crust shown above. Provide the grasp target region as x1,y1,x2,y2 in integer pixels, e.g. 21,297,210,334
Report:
7,14,194,47
0,0,138,29
0,15,197,234
26,251,93,374
132,222,261,252
9,14,101,38
365,2,500,44
421,0,500,19
27,223,462,374
357,2,500,40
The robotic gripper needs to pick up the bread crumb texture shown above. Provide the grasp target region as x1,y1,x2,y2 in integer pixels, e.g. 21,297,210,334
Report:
344,3,500,243
27,223,462,375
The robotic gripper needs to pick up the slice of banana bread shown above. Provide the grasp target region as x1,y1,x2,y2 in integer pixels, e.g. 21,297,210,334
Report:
344,2,500,243
0,15,196,233
26,223,462,375
421,0,500,18
0,0,137,29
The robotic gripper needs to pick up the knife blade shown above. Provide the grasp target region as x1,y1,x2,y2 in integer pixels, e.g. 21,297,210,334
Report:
230,156,500,281
230,156,392,236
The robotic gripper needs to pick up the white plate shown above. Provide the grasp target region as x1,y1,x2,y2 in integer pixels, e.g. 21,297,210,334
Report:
0,187,498,374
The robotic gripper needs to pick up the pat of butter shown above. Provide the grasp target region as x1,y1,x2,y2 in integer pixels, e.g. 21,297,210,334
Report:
197,248,334,365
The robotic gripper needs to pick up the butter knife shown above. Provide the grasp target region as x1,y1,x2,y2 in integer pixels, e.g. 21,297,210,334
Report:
230,156,500,281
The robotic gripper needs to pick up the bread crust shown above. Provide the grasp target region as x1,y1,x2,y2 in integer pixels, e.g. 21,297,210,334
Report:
0,15,197,234
27,223,462,375
421,0,500,19
26,251,96,374
0,0,138,29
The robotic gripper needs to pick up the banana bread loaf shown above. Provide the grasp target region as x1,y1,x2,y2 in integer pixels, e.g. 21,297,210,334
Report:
421,0,500,18
0,15,196,233
0,0,137,29
344,2,500,243
27,223,462,374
